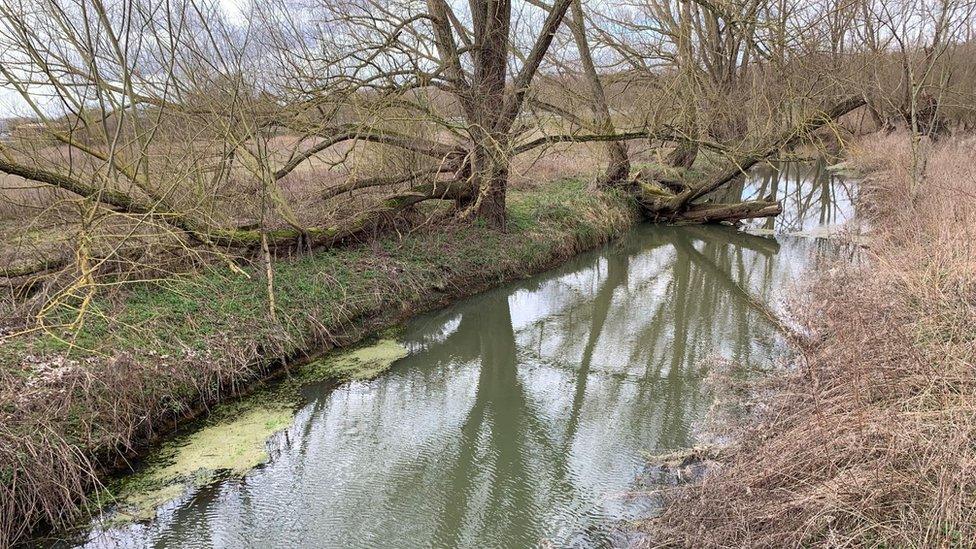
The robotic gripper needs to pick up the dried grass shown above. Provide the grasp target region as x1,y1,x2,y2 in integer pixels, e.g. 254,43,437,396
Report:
642,131,976,548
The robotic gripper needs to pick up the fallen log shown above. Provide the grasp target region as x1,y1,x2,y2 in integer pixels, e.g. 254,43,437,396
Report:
664,200,782,224
632,97,865,225
211,179,475,249
0,151,475,253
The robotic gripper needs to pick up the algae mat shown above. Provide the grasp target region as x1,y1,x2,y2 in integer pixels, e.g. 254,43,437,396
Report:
99,338,408,524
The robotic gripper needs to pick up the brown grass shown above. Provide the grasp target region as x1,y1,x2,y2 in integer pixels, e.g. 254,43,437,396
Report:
642,131,976,548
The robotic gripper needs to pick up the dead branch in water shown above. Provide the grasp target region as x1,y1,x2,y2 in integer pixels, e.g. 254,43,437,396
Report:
634,97,866,224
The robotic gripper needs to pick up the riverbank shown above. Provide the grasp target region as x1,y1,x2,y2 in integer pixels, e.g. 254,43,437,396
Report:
642,132,976,546
0,179,638,547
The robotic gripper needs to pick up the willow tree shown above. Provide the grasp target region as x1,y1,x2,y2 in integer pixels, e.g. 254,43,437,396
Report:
420,0,574,225
224,0,582,230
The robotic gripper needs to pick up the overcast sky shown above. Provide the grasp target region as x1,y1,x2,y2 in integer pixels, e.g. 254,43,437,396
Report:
0,0,248,118
0,87,26,118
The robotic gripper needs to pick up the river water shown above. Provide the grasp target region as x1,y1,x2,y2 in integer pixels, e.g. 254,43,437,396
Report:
67,162,856,548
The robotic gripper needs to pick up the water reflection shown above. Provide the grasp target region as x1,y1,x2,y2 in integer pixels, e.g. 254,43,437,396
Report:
714,160,857,233
73,220,843,549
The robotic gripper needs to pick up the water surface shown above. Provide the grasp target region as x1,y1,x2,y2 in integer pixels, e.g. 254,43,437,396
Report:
70,163,854,548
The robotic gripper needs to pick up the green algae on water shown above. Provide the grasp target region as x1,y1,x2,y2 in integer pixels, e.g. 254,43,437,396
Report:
102,338,409,524
302,338,409,381
109,404,294,522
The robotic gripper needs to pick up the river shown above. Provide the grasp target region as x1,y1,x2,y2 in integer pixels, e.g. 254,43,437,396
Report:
62,161,857,548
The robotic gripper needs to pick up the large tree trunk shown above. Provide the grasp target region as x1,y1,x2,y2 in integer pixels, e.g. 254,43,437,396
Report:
601,141,631,187
467,160,509,228
429,0,573,227
462,0,512,228
463,135,510,227
568,0,630,187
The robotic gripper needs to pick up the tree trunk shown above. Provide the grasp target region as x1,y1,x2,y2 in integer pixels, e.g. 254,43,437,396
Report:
666,141,699,169
467,150,509,228
568,0,630,187
601,142,631,187
463,0,512,227
430,0,574,226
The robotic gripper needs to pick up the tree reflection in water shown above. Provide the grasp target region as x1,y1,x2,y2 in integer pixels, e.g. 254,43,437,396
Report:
708,159,856,233
76,168,851,549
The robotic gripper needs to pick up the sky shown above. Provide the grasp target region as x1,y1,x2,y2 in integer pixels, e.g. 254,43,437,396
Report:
0,87,25,118
0,0,249,118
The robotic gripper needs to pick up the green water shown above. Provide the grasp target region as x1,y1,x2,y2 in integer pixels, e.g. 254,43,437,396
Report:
66,166,855,548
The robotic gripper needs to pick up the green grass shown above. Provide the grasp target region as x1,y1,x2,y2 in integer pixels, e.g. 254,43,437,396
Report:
16,179,630,362
1,179,638,546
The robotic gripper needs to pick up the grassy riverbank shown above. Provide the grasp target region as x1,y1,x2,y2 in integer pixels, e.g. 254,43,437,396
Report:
644,132,976,547
0,179,638,546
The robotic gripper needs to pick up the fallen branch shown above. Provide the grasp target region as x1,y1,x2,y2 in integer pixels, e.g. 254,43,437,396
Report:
212,179,475,248
0,257,72,279
513,129,653,155
638,97,865,224
0,157,209,239
273,128,464,181
677,97,866,208
321,168,446,200
664,200,783,224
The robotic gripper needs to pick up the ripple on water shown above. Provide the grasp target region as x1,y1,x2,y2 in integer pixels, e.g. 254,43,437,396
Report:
68,164,855,548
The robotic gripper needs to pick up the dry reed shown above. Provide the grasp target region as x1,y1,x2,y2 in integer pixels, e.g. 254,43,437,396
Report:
642,131,976,548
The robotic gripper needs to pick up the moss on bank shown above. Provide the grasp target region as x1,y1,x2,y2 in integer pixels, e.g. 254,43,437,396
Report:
0,179,638,546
